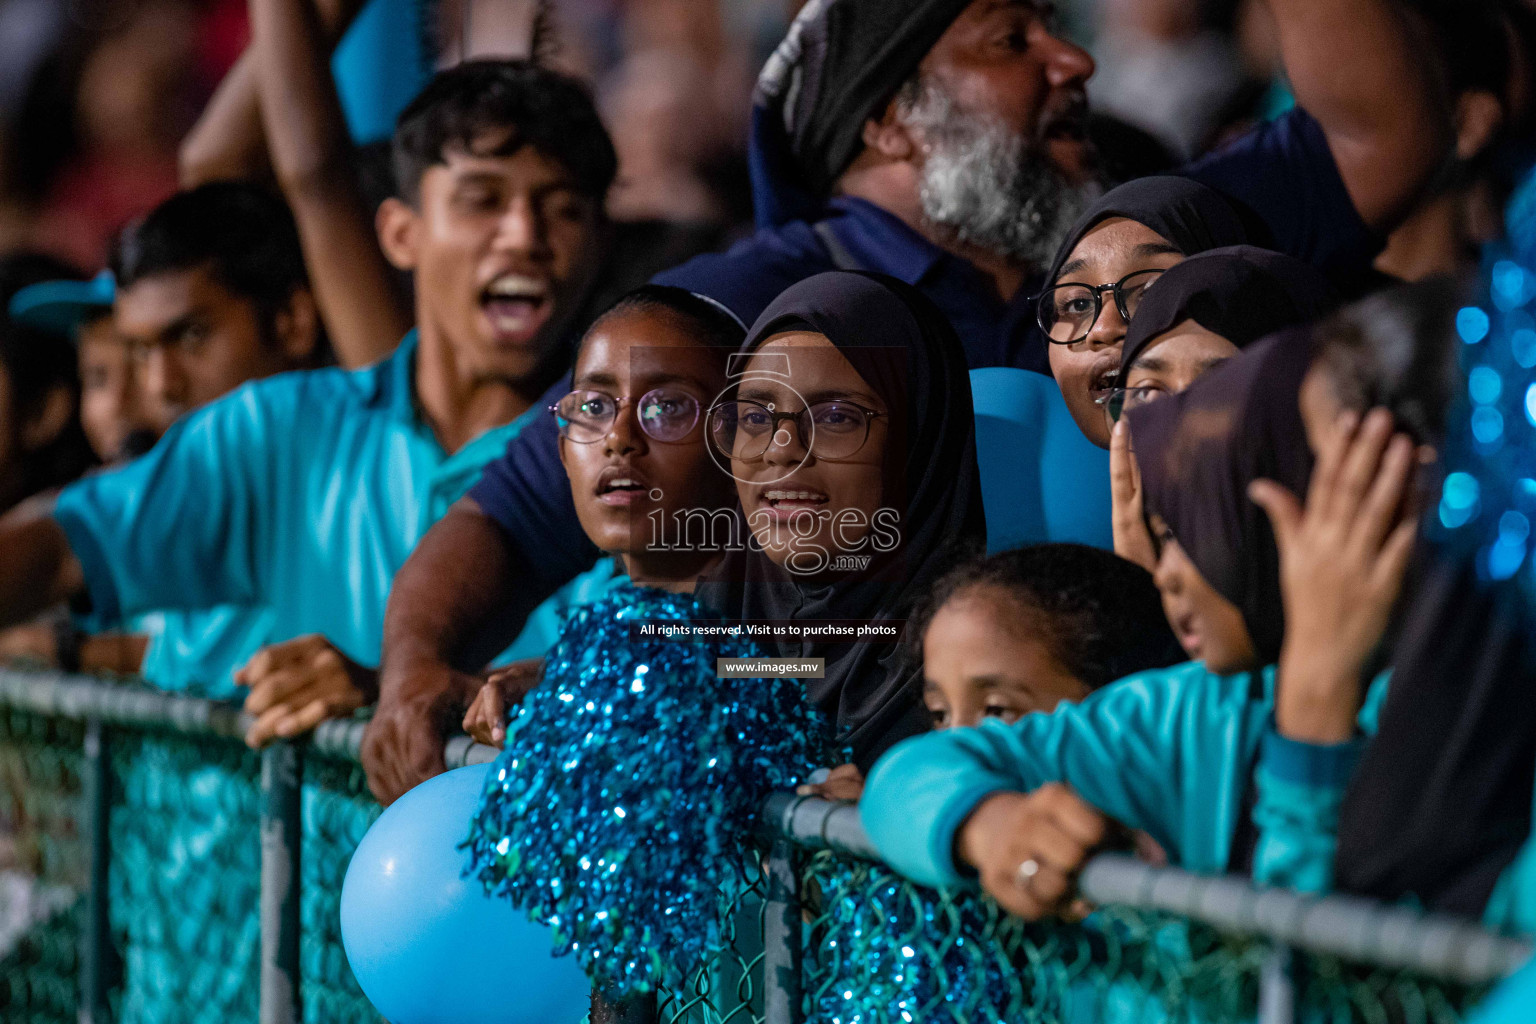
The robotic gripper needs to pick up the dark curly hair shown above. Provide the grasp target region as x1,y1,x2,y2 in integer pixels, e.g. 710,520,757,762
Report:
392,59,617,206
909,543,1184,691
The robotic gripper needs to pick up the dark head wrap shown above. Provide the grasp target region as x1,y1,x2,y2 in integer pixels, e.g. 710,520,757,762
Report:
1121,245,1337,372
1043,176,1258,290
750,0,972,228
1126,331,1314,664
1334,551,1536,916
697,271,985,767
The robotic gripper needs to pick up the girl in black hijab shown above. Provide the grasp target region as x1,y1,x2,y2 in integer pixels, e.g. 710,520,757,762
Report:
1128,331,1315,670
1107,247,1335,571
1114,246,1336,414
1039,176,1260,448
699,271,985,769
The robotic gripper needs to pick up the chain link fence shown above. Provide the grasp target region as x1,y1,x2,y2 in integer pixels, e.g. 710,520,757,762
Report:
0,670,1529,1024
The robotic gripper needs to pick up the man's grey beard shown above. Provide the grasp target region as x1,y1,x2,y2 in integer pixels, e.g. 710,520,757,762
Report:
900,79,1094,272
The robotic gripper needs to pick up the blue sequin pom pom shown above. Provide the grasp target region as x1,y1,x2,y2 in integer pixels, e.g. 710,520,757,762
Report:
462,586,832,996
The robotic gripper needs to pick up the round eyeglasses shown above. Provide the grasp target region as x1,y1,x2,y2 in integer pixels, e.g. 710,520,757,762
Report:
1036,268,1166,345
550,388,702,444
1093,385,1167,423
706,399,883,462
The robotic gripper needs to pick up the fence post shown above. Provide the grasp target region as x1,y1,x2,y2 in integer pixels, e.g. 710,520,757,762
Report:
1259,944,1298,1024
260,741,303,1024
79,717,116,1024
762,838,802,1024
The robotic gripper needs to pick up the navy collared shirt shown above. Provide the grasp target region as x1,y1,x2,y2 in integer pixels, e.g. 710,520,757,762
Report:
655,195,1052,373
470,106,1377,598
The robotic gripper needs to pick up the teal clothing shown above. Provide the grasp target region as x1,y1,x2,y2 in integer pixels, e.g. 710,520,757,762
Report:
331,0,432,144
499,557,630,662
53,333,538,687
1484,800,1536,936
1468,957,1536,1022
862,661,1388,892
134,607,276,700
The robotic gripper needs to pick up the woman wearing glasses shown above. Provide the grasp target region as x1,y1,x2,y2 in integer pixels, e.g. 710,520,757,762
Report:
699,271,985,770
462,285,745,745
1036,176,1260,450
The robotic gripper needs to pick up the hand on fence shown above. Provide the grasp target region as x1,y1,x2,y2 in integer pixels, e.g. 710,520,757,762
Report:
462,659,544,746
1110,419,1157,574
795,762,865,801
363,659,480,805
239,634,378,749
956,784,1109,922
1249,408,1424,744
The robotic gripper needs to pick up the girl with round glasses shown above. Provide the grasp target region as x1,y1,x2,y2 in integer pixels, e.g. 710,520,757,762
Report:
1037,176,1261,449
463,285,744,744
548,286,743,587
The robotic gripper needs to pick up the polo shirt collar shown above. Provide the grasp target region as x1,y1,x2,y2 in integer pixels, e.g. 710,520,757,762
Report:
363,329,422,424
825,196,946,284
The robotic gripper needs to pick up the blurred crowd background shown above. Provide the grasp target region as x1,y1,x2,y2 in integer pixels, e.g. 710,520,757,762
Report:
0,0,1303,272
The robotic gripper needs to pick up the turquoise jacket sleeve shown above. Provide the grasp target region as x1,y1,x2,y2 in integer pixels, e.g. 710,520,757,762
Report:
1484,836,1536,936
1466,956,1536,1023
1249,673,1390,893
860,662,1274,889
53,381,287,626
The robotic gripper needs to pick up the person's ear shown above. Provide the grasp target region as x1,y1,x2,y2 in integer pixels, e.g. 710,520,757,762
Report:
21,385,75,452
377,197,421,272
272,287,321,366
1454,89,1505,162
860,98,919,163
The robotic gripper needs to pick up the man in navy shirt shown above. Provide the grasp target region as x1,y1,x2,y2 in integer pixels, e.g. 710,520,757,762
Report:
364,0,1453,802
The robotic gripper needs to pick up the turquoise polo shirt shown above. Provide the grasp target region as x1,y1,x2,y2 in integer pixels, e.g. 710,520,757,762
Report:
53,332,538,680
132,606,277,700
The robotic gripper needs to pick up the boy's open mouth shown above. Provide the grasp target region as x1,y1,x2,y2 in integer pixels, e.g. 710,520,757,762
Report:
480,272,552,345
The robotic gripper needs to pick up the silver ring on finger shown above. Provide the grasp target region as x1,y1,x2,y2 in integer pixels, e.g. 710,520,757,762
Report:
1016,857,1041,891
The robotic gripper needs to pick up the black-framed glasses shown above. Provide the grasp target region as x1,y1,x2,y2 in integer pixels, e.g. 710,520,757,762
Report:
550,388,702,444
1093,385,1167,423
1036,268,1166,345
706,399,884,461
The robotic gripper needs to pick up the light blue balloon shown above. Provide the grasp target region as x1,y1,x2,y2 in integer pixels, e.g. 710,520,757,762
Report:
340,763,591,1024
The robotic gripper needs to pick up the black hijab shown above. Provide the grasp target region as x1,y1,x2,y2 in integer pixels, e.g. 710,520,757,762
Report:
1121,246,1337,372
697,271,985,768
750,0,972,226
1334,549,1536,916
1127,331,1315,664
1043,176,1258,290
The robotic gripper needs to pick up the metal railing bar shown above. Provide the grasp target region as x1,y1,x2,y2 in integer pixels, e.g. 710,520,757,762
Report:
1078,854,1534,985
3,671,1530,992
761,839,803,1024
0,668,504,767
0,669,247,740
760,793,879,860
79,717,115,1024
259,741,303,1024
